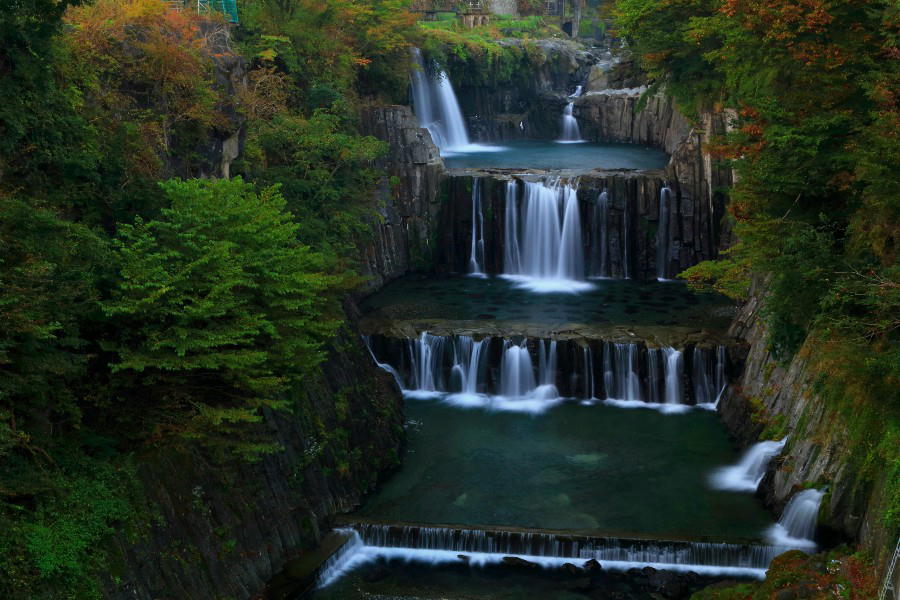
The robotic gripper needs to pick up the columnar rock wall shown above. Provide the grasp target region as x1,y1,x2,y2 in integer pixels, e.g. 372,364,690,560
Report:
358,105,446,290
106,326,403,600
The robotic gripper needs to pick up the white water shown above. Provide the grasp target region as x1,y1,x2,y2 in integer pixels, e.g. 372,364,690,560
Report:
316,528,366,588
694,346,728,408
501,178,592,293
656,186,672,281
711,438,787,492
362,335,404,389
767,489,824,550
410,48,504,156
389,333,563,413
313,523,782,588
558,85,584,143
468,178,487,277
602,342,641,402
593,189,610,278
663,348,683,406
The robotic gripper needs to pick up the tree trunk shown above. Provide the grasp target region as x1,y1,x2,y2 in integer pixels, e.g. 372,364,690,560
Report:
570,0,582,38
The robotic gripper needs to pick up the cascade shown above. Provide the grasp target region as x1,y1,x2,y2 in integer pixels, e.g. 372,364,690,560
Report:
502,178,591,292
326,523,789,578
558,85,584,143
503,180,522,274
362,335,403,389
663,348,684,405
591,189,610,278
316,529,366,588
467,178,486,277
500,341,537,397
711,438,787,492
657,186,672,280
767,489,824,549
582,346,596,400
602,342,641,402
693,346,728,407
647,348,662,404
409,48,471,153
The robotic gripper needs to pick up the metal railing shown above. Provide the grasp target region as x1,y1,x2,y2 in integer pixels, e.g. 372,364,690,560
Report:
881,538,900,600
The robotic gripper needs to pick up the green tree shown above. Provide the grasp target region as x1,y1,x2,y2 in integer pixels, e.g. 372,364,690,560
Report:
103,178,342,447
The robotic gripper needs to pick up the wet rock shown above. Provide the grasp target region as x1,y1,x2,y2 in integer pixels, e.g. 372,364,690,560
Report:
563,562,582,575
583,558,601,572
457,554,470,562
502,556,540,569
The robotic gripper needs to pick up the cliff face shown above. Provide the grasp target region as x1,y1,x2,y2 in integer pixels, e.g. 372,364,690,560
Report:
358,105,446,290
718,282,895,567
106,324,403,600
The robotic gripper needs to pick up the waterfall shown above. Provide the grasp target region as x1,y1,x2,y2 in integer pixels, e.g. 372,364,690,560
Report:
602,342,641,402
336,523,781,578
662,348,683,405
694,346,728,407
503,180,522,274
450,336,489,396
656,186,672,280
594,190,610,277
558,85,584,143
410,48,471,153
711,438,787,492
647,349,662,404
582,346,596,401
362,335,403,389
767,489,824,549
316,528,366,588
500,341,537,397
468,178,487,277
501,178,591,292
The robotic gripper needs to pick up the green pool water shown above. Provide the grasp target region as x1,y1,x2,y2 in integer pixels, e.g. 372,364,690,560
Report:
443,140,669,172
360,275,735,340
355,400,774,541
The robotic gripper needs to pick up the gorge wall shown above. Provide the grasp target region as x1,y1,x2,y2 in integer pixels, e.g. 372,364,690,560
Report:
718,281,898,576
105,323,404,600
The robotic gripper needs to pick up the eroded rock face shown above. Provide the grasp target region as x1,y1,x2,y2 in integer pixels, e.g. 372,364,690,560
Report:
358,105,445,290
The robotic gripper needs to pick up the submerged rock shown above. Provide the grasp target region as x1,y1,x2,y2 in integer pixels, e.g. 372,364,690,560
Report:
502,556,540,569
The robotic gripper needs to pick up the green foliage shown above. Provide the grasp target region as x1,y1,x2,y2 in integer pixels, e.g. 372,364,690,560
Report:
103,178,342,445
1,452,141,600
238,111,387,267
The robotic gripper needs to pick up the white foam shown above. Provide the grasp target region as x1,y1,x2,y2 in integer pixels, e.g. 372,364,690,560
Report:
316,545,768,588
500,274,595,294
602,399,693,414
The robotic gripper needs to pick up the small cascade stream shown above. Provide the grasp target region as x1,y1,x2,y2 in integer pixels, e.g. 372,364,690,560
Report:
711,438,787,492
767,489,824,549
657,186,673,281
558,85,584,143
467,178,486,277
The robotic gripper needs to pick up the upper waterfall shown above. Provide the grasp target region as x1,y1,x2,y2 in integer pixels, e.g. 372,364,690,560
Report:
558,85,584,143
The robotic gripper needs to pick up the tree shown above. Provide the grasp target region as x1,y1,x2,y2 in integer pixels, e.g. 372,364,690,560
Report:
102,178,342,446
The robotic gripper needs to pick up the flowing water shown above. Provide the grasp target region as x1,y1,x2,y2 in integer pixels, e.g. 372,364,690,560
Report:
295,53,820,596
711,438,787,493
